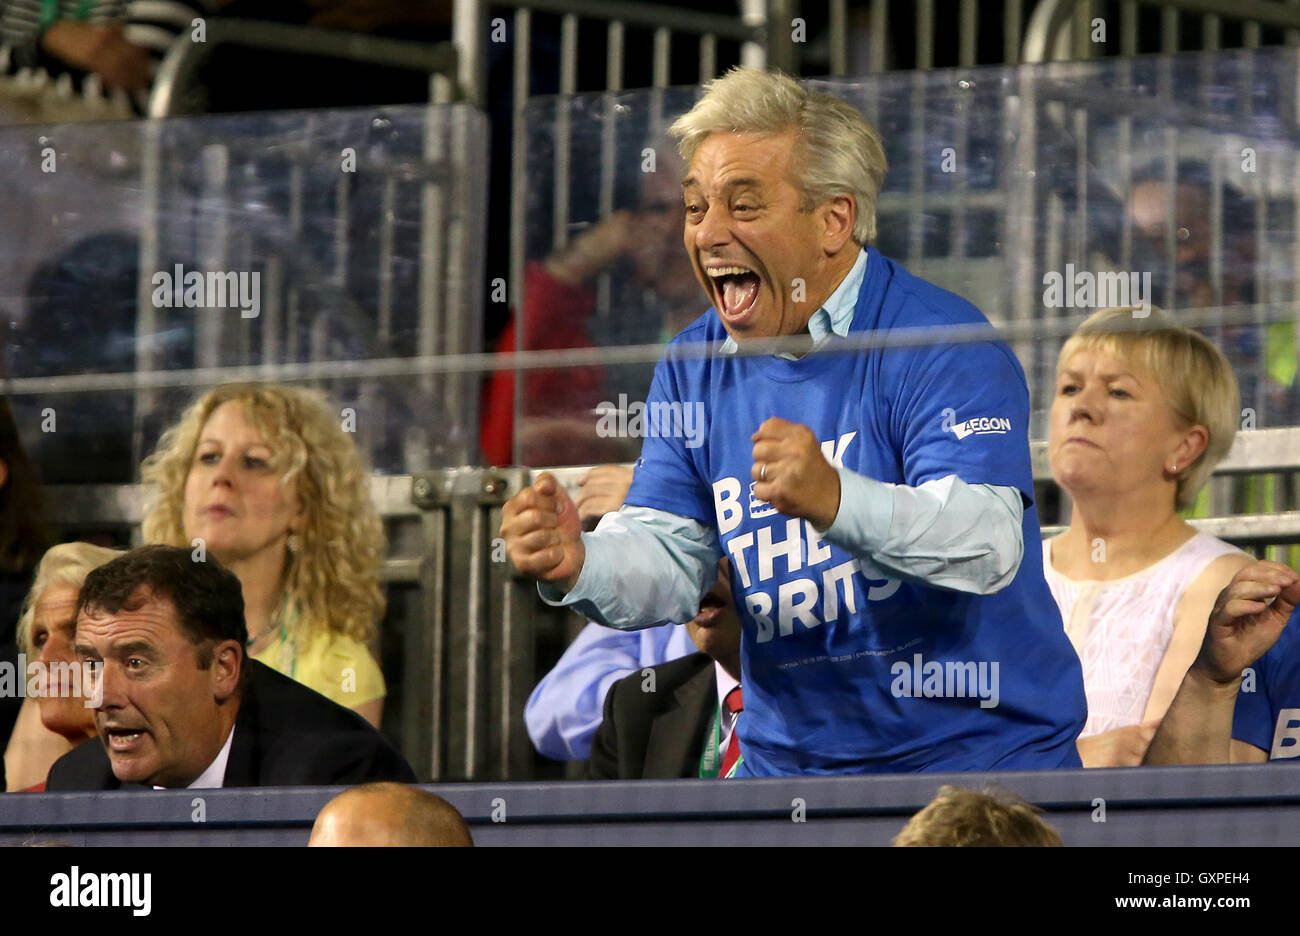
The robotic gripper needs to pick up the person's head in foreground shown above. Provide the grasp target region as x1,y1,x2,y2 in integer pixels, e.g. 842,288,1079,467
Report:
893,785,1063,847
308,782,474,847
74,545,247,788
686,558,742,680
17,542,124,740
1050,306,1239,515
142,382,385,655
670,66,887,343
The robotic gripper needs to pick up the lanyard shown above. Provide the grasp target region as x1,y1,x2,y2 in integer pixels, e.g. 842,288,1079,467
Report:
697,701,743,779
41,0,96,29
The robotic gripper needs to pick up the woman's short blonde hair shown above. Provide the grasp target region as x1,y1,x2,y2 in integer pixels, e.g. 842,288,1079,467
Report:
140,383,385,645
668,67,888,245
1057,307,1241,511
16,542,123,653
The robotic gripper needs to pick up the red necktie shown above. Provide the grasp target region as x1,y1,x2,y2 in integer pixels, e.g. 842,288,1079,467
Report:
719,686,744,778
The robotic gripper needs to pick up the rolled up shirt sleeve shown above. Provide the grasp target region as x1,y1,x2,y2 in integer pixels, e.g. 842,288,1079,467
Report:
822,467,1025,595
538,505,723,630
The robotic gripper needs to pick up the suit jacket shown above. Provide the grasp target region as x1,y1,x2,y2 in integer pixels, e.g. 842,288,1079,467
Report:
587,652,718,780
45,660,416,791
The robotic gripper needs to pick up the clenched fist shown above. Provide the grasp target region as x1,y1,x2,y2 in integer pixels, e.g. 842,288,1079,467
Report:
750,418,841,530
1193,559,1300,685
499,472,586,592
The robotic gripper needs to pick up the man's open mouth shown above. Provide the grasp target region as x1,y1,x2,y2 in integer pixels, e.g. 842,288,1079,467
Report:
707,266,761,321
105,729,147,752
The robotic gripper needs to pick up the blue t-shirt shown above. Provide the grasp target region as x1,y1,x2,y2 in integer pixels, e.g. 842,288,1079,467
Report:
623,248,1087,775
1233,605,1300,759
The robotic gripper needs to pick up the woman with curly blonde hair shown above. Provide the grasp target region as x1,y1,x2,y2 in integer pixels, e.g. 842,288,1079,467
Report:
142,383,387,727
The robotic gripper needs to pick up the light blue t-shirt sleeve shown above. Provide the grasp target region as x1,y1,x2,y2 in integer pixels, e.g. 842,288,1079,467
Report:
524,620,696,760
823,468,1025,595
538,505,723,630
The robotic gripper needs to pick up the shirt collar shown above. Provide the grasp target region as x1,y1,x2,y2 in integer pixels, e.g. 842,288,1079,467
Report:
718,247,868,357
154,725,235,790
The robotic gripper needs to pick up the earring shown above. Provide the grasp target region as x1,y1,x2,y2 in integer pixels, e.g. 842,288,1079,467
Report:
1168,464,1178,474
287,533,300,554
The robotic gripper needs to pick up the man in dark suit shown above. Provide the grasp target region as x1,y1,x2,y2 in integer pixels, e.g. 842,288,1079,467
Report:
45,545,414,791
588,560,742,779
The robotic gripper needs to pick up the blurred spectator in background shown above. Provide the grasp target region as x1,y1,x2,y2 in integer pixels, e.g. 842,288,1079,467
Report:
1145,558,1300,765
46,545,414,789
892,786,1063,847
0,391,50,793
141,383,387,726
0,0,207,115
1045,308,1249,767
3,542,121,791
308,781,473,847
524,464,695,761
481,148,704,467
587,557,742,780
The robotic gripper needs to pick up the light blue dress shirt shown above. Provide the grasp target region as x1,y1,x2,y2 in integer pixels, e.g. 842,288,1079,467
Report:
540,248,1027,632
524,620,696,760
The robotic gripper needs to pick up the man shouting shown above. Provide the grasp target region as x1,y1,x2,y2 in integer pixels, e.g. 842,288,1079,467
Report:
501,67,1086,776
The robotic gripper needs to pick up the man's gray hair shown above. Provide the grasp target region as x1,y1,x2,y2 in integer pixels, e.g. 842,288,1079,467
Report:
668,67,888,244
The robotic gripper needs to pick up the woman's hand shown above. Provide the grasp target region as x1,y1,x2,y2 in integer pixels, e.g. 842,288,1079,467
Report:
41,22,151,92
1077,722,1160,767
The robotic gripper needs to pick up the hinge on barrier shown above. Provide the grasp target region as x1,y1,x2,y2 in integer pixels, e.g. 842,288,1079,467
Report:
411,469,519,508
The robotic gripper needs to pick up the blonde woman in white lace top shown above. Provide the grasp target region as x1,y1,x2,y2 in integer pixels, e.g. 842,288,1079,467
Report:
1044,308,1251,768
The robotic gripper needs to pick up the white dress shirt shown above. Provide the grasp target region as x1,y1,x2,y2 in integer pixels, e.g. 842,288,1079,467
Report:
154,725,235,790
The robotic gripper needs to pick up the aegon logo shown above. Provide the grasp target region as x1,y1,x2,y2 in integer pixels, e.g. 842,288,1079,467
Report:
944,413,1011,440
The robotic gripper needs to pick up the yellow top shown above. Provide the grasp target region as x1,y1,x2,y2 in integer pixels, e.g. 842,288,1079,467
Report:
253,626,386,710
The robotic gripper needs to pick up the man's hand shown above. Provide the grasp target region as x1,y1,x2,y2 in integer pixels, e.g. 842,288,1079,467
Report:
750,418,841,529
574,465,634,529
1192,559,1300,686
1077,722,1159,768
499,472,586,592
543,211,636,286
41,23,151,92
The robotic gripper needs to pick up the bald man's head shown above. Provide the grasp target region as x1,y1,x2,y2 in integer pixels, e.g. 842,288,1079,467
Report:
308,783,474,847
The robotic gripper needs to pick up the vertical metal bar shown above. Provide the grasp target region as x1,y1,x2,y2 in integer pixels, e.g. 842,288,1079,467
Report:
766,0,795,73
653,26,671,87
1072,0,1092,60
1163,133,1177,311
959,0,977,67
741,0,766,69
652,26,669,133
1075,109,1088,274
870,0,886,74
286,161,303,364
1121,0,1137,57
1161,7,1179,55
552,12,578,254
134,117,162,470
262,254,281,370
916,0,934,70
510,7,530,466
418,100,447,403
597,22,624,331
1244,20,1261,49
453,0,485,106
607,19,624,92
197,143,229,371
1288,0,1300,46
829,0,846,76
378,175,396,346
1203,14,1220,51
1003,0,1022,66
699,32,717,82
333,172,350,289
